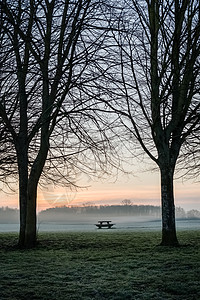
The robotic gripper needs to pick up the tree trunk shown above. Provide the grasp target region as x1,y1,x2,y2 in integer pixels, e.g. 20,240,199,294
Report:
24,132,50,248
160,166,179,246
25,180,37,248
16,147,28,248
18,175,28,247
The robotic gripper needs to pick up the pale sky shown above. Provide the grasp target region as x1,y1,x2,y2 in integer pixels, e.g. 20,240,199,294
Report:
1,163,199,212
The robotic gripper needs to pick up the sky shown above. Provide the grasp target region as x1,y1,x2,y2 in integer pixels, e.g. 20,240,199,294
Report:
1,160,200,212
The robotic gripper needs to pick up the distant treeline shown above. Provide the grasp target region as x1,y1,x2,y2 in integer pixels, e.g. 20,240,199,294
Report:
39,204,161,219
0,205,200,223
38,205,200,222
0,207,19,223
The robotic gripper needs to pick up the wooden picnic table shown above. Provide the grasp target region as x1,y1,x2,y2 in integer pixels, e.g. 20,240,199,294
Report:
95,220,115,229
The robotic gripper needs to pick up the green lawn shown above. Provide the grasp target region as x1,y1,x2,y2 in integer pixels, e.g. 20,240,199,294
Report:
0,231,199,300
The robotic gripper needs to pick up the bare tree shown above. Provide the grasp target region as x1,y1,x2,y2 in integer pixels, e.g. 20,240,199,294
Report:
121,199,132,206
90,0,200,245
0,0,119,248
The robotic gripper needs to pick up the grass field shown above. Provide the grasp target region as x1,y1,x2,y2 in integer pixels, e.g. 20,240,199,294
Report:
0,230,199,300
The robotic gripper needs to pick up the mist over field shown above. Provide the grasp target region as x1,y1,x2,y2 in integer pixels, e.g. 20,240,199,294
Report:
0,205,199,233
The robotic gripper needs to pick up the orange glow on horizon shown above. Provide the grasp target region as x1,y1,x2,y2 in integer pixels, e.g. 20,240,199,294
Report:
37,187,161,211
0,174,199,212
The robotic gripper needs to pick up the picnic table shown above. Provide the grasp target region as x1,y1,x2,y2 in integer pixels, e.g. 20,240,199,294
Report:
95,220,115,229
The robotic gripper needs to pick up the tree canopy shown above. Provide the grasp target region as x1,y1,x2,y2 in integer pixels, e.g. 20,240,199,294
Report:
87,0,200,245
0,0,120,247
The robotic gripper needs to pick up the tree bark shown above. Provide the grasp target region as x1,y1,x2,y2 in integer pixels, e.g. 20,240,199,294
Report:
24,126,50,248
160,166,179,246
25,180,38,248
17,153,28,247
16,124,28,247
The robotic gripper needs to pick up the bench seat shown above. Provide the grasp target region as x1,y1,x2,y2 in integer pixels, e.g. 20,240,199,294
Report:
95,223,115,229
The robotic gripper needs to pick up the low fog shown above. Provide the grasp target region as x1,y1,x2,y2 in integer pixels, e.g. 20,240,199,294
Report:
0,205,199,232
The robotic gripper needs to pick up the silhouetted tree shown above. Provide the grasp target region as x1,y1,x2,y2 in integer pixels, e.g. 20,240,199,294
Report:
121,199,132,206
0,0,119,247
92,0,200,245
